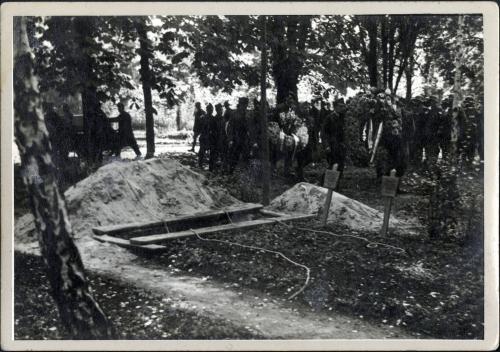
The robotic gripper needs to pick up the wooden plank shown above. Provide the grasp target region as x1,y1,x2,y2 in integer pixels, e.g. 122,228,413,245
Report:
92,203,263,235
93,234,167,252
130,214,315,245
258,209,289,217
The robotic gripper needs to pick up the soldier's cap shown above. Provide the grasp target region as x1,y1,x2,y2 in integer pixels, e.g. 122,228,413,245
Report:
206,103,214,110
223,101,230,107
215,103,222,109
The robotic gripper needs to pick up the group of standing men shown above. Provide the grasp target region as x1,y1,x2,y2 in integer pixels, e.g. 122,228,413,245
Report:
189,94,349,179
191,98,256,174
42,100,142,171
189,87,483,184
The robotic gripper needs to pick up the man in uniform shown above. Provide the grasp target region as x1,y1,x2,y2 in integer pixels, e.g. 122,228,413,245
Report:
247,98,262,159
410,95,427,167
198,103,212,168
220,101,233,171
307,98,322,162
227,97,249,174
422,96,444,166
321,98,346,189
115,102,141,158
191,102,205,152
208,103,224,171
375,93,406,181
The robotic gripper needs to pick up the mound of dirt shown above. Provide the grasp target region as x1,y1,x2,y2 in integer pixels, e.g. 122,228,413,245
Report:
15,158,240,244
268,182,418,233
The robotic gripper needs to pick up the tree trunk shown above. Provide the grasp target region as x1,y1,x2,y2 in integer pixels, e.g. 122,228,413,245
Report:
176,105,182,131
270,16,305,104
137,20,155,159
366,17,379,88
73,17,100,165
260,16,271,205
405,54,413,100
14,17,114,339
381,17,389,89
450,15,465,157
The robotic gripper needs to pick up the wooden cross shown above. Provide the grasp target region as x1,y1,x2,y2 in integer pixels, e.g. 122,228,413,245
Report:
380,169,399,236
322,164,340,225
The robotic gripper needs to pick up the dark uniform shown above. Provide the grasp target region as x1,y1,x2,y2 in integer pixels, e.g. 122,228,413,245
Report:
198,103,212,168
376,95,406,178
309,100,322,159
412,96,427,166
227,98,249,173
247,99,262,159
422,97,443,166
221,101,233,171
191,102,205,152
208,104,224,171
321,99,346,176
116,103,141,157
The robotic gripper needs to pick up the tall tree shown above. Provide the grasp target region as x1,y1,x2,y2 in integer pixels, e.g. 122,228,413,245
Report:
136,18,156,158
260,16,271,205
14,16,114,339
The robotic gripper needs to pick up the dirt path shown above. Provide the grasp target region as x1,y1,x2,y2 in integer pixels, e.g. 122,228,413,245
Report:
90,262,413,339
16,238,413,339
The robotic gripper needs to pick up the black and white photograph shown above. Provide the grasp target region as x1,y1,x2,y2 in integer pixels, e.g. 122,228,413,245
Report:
1,1,498,350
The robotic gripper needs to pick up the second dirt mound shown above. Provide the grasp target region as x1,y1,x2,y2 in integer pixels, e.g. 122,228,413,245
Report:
268,182,417,232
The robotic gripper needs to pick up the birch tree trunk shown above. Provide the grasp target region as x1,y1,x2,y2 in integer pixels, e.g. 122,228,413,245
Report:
14,17,114,339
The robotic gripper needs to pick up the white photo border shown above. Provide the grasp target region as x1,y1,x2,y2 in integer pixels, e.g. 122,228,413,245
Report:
1,2,498,351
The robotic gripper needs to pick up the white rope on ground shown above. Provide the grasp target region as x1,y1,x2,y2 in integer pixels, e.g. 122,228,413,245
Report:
275,219,406,254
190,228,310,300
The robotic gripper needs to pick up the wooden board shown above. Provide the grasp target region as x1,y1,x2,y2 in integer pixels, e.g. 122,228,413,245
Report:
381,175,399,197
92,234,167,252
129,214,315,245
92,203,263,235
